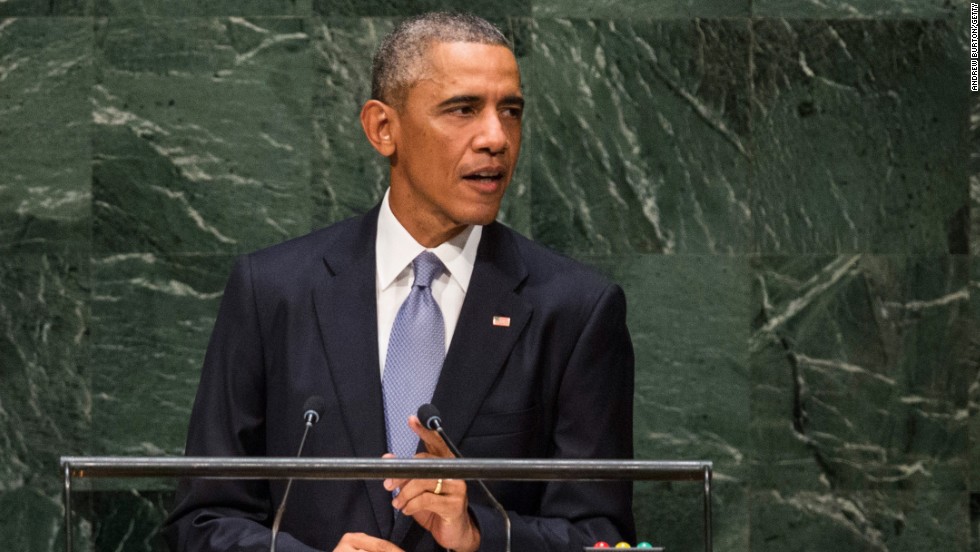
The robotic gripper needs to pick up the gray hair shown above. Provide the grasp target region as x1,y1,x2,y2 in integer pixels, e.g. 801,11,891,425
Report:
370,12,511,107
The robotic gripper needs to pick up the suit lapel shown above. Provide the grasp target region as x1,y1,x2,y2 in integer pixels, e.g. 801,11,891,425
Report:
431,222,532,452
311,207,394,538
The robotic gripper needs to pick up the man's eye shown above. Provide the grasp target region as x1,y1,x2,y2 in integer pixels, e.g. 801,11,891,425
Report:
449,106,475,115
502,107,523,119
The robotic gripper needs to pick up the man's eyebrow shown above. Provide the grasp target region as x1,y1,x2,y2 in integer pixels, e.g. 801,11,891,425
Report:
501,95,525,108
435,95,526,108
436,95,481,108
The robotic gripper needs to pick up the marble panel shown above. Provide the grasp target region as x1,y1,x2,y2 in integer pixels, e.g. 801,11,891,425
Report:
634,482,744,552
0,253,91,484
85,489,171,552
312,0,529,17
751,255,973,493
973,492,980,552
528,19,752,255
0,0,88,15
971,92,979,255
531,0,748,18
0,487,76,552
92,17,313,256
0,252,90,548
750,490,968,552
968,493,980,552
89,253,230,455
751,19,969,254
0,17,92,255
92,0,311,16
971,256,980,490
310,17,532,234
310,18,393,228
753,0,966,19
589,254,749,550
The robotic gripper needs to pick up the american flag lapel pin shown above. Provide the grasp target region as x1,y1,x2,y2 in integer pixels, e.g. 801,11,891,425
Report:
492,315,511,327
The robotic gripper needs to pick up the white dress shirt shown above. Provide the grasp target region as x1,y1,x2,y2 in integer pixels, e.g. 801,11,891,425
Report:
375,190,482,376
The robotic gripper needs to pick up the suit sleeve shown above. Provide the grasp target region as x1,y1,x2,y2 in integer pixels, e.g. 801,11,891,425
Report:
161,256,319,552
470,282,636,551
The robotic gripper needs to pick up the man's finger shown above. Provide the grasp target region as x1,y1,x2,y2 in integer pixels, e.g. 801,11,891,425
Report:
408,415,452,457
391,475,467,511
390,475,434,509
380,453,409,492
398,479,467,515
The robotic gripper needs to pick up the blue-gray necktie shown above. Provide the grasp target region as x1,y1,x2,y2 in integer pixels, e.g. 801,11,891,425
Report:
383,251,446,460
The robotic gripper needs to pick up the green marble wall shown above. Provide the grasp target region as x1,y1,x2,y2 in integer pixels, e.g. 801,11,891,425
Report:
0,0,975,550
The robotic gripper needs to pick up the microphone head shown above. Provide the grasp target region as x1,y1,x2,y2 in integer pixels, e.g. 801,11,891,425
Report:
417,403,442,430
303,395,326,425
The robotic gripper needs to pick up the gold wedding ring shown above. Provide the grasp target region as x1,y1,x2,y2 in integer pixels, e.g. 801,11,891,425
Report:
434,478,444,495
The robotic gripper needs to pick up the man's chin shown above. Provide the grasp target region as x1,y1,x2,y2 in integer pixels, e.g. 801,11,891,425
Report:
459,206,503,227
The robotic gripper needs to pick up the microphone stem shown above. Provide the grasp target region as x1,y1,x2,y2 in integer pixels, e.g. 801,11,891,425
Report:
435,427,463,458
474,479,511,552
271,419,313,552
435,427,511,552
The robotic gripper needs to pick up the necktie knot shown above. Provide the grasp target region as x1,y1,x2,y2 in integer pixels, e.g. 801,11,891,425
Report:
412,251,444,289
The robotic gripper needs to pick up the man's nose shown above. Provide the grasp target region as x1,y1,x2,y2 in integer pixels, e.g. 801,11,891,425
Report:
473,111,509,154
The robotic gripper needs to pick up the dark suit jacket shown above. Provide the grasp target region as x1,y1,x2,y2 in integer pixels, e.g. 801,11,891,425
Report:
163,206,635,551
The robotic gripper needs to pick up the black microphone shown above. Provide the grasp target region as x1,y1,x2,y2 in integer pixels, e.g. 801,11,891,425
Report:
417,404,511,552
271,396,326,552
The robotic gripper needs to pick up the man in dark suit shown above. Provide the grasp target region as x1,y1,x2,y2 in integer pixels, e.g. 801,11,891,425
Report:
164,12,635,552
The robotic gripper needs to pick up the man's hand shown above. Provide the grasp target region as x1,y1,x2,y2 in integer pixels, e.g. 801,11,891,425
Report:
383,416,481,552
332,532,404,552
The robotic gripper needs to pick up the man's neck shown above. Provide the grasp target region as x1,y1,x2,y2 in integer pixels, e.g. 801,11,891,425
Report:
387,185,468,248
390,210,465,248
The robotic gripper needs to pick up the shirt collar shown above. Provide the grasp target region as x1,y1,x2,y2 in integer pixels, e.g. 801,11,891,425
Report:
376,189,482,293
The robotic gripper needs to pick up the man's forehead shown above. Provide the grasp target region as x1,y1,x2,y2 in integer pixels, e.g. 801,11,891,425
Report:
389,40,521,108
422,40,518,71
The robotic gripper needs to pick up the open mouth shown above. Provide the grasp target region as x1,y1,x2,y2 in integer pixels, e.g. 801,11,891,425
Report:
462,170,505,183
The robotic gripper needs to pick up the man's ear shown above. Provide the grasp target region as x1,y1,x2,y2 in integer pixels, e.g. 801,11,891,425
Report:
359,99,397,157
